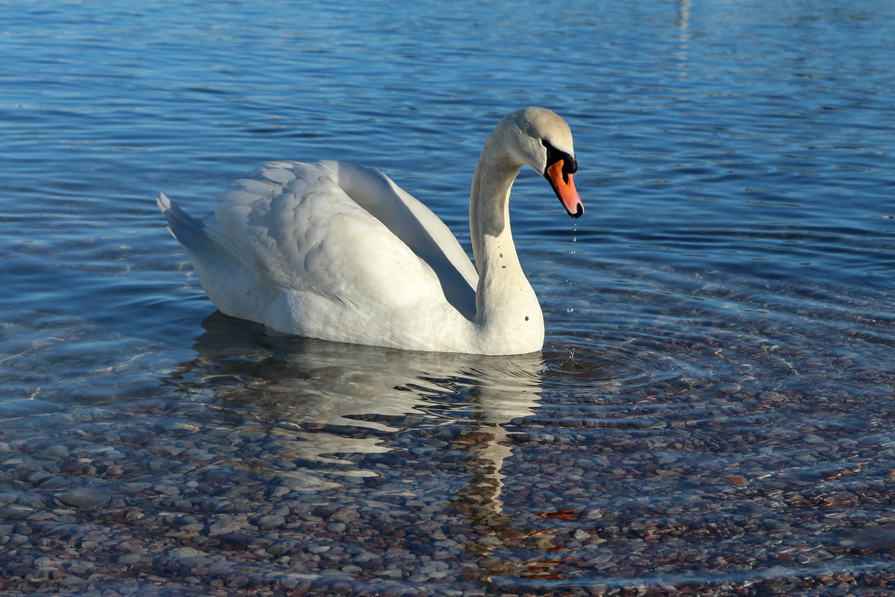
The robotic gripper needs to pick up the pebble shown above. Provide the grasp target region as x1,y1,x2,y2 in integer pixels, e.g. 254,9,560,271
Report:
256,514,286,529
57,487,110,509
116,554,143,565
719,383,742,395
170,546,201,558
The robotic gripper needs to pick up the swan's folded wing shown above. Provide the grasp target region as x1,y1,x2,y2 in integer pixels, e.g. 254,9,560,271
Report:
314,161,478,317
207,164,449,315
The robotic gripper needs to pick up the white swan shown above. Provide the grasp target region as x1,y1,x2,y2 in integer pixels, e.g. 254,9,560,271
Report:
158,107,583,355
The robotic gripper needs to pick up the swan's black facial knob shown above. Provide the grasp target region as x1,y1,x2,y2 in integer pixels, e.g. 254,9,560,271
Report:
542,139,577,184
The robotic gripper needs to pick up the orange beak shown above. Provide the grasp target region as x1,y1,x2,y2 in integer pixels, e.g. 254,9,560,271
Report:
546,160,583,218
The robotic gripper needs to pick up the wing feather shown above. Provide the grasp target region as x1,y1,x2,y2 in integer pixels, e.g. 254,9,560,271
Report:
160,161,477,344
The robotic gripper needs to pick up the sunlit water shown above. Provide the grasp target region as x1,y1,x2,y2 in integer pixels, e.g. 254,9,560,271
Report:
1,0,894,594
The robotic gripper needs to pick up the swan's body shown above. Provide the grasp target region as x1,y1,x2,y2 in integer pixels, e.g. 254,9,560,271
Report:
159,107,582,355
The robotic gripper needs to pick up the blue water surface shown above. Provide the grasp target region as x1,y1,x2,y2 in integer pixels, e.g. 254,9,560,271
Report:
1,0,894,594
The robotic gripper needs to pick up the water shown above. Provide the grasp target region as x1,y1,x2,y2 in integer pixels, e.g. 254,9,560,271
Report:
1,0,893,593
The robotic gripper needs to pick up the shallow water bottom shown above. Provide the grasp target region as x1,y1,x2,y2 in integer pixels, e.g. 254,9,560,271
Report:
2,296,894,595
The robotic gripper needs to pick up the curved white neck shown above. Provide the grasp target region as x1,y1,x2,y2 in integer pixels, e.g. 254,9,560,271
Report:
468,137,544,353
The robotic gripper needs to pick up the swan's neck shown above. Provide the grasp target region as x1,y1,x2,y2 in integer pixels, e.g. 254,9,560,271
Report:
468,142,544,353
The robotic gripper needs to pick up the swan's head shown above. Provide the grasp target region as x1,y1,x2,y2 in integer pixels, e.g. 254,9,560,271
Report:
504,107,583,219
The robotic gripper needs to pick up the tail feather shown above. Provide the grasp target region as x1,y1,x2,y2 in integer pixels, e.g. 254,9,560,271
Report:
158,192,257,273
157,192,209,251
157,192,272,321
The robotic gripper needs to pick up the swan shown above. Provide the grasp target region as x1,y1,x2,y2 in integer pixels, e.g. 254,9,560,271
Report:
158,107,583,355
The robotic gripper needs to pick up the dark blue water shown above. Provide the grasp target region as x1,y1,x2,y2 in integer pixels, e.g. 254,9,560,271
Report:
1,0,893,594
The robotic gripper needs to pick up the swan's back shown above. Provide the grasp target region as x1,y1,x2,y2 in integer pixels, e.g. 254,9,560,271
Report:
159,161,478,348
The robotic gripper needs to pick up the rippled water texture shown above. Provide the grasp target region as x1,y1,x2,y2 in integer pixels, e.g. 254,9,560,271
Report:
1,0,894,594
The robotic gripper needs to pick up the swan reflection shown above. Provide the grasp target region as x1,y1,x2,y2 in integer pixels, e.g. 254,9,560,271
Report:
165,312,570,581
